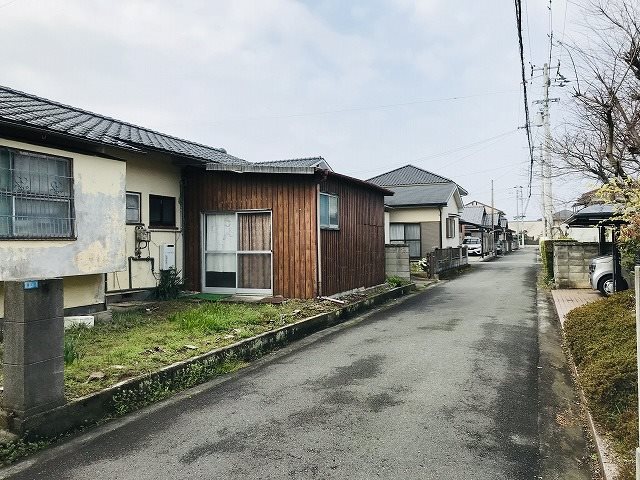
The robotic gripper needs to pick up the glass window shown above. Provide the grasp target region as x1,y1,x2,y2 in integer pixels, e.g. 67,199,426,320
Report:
0,146,74,239
126,192,141,224
320,192,339,229
390,223,421,259
149,194,176,228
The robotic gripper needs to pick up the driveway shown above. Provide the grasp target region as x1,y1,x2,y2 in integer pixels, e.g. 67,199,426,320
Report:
2,248,591,479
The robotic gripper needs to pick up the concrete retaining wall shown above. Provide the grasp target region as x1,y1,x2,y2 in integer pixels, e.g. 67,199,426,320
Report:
385,244,410,280
553,242,600,288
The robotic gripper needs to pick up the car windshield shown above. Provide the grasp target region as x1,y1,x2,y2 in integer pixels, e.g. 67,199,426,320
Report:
463,238,480,244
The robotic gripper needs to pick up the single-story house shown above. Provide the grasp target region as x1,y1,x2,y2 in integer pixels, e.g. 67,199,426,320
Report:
367,165,467,259
184,162,390,298
0,85,390,316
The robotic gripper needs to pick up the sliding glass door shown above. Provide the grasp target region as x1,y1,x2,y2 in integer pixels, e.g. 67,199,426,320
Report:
203,211,272,294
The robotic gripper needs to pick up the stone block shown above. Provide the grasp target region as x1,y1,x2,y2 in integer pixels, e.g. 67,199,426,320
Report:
3,358,64,415
3,317,64,365
4,280,64,323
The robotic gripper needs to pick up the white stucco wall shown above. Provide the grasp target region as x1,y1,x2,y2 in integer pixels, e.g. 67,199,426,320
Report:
106,153,183,292
387,207,440,223
441,196,463,249
0,138,126,280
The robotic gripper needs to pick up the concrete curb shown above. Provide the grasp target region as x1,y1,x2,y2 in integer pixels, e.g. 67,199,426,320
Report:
13,283,416,439
548,288,618,480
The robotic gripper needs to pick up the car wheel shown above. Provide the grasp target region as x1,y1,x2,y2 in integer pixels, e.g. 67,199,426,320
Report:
598,275,629,295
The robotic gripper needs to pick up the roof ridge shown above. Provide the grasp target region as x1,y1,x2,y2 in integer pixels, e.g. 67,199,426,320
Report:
0,84,228,154
262,156,325,163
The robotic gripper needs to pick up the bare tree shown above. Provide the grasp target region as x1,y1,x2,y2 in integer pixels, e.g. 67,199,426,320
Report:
553,0,640,184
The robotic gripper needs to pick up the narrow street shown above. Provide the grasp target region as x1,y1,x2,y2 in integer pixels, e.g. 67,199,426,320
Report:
2,249,590,479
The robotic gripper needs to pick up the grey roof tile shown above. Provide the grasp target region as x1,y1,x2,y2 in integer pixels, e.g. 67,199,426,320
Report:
460,205,486,226
0,85,247,165
368,164,467,195
384,184,456,207
255,157,332,170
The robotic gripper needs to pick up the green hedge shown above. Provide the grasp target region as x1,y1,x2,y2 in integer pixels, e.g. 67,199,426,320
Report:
564,291,637,479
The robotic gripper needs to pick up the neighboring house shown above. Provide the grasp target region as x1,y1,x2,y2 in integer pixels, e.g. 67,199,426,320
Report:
0,86,390,315
184,162,391,298
367,165,467,259
459,205,493,255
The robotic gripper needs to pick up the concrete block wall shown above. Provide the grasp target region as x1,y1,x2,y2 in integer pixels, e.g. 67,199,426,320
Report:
385,244,410,280
553,242,600,288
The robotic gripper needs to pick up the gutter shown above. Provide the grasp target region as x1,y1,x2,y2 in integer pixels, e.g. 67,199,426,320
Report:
206,164,316,175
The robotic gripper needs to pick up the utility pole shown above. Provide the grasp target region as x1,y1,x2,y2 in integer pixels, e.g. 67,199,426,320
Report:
533,63,558,239
491,179,495,254
514,185,524,247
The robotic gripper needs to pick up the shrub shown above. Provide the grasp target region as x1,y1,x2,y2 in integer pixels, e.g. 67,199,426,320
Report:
156,268,183,300
564,290,637,474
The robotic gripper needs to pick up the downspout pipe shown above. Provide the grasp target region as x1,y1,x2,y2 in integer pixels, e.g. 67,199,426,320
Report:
316,183,322,297
439,207,443,249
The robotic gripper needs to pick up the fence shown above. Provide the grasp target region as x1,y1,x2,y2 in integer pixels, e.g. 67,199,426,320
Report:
425,246,468,278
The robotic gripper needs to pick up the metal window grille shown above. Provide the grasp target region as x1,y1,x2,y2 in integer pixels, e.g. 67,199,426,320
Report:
0,147,75,239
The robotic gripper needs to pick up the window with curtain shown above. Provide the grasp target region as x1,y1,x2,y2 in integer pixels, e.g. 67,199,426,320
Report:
390,223,421,259
0,146,74,239
446,217,456,238
320,192,339,229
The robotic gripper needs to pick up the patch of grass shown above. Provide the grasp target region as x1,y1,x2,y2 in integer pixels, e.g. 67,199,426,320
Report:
564,290,637,478
58,299,337,399
386,275,410,288
63,329,84,365
170,303,280,334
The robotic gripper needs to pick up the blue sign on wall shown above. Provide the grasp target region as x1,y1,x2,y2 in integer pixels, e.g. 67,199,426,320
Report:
23,280,39,290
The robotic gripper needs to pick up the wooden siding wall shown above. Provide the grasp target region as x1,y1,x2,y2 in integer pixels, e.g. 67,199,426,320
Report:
320,178,386,296
183,170,318,299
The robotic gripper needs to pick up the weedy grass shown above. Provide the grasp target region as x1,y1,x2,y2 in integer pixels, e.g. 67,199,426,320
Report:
61,299,336,399
563,290,637,479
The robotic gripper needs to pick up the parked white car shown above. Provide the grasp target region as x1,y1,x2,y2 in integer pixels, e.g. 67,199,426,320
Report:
588,255,629,295
462,237,482,256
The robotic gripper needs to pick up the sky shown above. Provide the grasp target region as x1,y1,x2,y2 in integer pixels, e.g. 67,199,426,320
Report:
0,0,589,221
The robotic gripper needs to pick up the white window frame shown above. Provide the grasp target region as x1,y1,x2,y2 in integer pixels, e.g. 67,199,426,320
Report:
319,192,339,230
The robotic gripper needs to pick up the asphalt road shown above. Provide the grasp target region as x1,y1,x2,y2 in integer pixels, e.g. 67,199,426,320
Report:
3,249,582,479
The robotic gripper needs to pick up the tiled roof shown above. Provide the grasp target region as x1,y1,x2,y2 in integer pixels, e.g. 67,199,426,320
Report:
460,205,485,226
255,157,330,169
383,183,457,207
0,85,247,165
553,209,573,221
367,163,466,191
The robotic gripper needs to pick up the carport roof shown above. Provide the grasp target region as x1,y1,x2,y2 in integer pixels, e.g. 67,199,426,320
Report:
565,204,622,227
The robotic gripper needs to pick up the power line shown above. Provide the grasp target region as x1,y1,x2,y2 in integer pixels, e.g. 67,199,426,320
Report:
514,0,536,198
198,90,519,125
346,128,518,177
